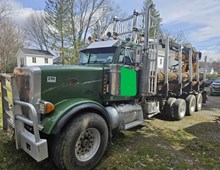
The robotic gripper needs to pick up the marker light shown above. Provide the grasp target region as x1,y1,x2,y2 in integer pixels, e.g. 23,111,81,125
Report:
39,101,55,114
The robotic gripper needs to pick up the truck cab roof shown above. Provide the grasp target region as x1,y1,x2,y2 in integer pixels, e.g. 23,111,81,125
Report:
81,40,122,52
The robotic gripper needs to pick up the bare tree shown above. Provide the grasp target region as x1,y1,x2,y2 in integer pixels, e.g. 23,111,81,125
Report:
173,31,189,45
161,29,189,45
0,21,24,73
0,1,24,73
23,12,49,50
45,0,118,65
66,0,121,64
0,0,12,22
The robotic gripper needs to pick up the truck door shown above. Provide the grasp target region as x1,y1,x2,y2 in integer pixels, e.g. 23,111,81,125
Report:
119,48,137,96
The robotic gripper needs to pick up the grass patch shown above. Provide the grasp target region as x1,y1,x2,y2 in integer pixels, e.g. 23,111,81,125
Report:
0,83,2,127
0,113,219,170
0,82,220,169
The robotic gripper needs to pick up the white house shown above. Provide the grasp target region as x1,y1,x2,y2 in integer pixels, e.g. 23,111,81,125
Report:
206,67,216,75
16,48,53,67
157,45,178,71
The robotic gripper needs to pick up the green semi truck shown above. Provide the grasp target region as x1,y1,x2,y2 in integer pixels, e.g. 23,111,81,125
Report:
0,4,207,170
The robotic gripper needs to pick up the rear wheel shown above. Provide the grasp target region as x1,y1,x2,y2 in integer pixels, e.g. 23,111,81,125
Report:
173,99,186,120
165,97,176,116
196,93,203,111
52,113,108,170
202,91,207,103
185,95,196,116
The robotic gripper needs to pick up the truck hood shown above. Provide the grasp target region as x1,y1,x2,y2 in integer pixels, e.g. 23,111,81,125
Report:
38,65,105,104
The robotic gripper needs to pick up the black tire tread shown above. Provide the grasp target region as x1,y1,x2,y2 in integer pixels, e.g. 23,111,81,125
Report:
51,113,108,170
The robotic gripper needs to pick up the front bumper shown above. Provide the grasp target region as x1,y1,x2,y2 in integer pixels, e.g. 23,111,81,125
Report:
14,100,48,162
1,74,48,162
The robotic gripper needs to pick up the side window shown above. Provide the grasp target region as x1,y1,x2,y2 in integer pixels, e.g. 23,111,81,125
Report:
45,58,48,64
119,48,134,65
32,57,36,63
128,49,135,63
160,58,163,65
119,48,125,63
20,58,24,67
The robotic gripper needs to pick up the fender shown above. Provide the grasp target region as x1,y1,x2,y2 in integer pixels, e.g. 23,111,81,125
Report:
42,98,111,134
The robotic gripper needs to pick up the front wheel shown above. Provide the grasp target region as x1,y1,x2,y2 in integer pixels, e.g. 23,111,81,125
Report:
52,113,109,170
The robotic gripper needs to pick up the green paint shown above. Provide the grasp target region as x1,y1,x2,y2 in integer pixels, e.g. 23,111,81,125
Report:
40,65,104,104
120,67,137,96
42,98,103,134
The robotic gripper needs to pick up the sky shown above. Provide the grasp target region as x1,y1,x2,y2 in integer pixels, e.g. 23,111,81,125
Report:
11,0,220,61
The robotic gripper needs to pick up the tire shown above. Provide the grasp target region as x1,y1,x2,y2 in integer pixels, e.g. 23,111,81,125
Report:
202,91,207,103
185,95,196,116
196,93,203,111
173,99,186,120
165,97,176,116
52,113,109,170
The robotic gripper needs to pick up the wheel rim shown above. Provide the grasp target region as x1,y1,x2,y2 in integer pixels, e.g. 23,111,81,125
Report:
191,98,196,112
179,101,186,118
197,94,202,109
75,128,101,162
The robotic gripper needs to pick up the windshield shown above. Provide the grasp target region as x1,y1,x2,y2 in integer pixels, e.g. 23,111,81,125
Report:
214,78,220,83
80,47,116,64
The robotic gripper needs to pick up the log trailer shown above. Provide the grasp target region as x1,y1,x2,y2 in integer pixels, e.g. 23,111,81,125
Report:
0,2,207,170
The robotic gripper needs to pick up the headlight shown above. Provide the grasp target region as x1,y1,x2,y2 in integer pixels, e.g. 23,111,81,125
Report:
39,101,55,114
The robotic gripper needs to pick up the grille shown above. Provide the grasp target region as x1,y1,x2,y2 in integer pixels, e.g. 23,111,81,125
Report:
15,74,30,118
15,74,30,102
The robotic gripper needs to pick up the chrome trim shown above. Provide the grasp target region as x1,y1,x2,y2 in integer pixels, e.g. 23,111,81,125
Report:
22,67,41,107
15,115,43,130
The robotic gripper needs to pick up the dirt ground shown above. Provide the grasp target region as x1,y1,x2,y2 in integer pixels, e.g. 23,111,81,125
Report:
0,95,220,170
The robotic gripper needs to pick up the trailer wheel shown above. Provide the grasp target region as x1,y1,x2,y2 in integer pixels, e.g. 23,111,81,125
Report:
165,97,176,116
196,93,203,111
52,113,108,170
202,91,207,103
185,95,196,116
173,99,186,120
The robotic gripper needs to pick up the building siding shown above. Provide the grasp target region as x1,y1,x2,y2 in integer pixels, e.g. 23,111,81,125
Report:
16,49,53,67
26,55,53,66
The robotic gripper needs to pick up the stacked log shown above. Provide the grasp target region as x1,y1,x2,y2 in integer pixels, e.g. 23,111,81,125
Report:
157,71,203,84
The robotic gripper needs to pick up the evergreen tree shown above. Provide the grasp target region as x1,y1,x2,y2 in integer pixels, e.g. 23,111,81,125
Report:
143,0,162,38
45,0,72,64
